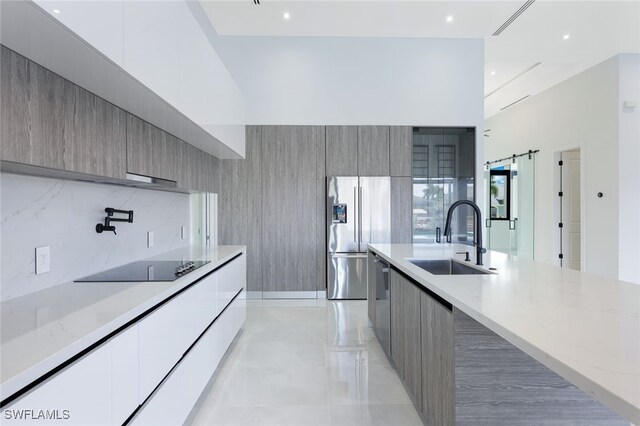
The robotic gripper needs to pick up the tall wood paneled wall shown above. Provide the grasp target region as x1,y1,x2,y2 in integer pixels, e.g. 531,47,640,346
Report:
218,125,414,294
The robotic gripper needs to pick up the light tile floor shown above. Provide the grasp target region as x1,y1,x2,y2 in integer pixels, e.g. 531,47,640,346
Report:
190,299,422,426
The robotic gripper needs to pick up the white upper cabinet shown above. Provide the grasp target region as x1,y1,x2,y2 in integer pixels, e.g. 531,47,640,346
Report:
34,0,125,67
123,1,181,110
34,0,246,157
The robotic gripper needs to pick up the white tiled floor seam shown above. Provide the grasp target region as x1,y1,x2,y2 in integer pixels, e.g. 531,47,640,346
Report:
190,300,422,426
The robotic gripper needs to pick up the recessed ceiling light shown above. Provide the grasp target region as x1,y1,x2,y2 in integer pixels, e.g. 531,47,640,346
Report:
283,12,291,20
491,71,496,76
53,9,61,14
563,33,570,40
446,15,454,23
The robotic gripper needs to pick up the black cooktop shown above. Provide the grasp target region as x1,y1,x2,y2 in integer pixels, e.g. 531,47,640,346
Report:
75,260,210,283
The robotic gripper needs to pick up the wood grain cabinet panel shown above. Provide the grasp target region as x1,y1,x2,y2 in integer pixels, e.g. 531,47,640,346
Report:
1,47,126,178
390,126,412,177
453,309,627,425
1,46,30,163
261,125,324,292
64,89,126,178
325,125,357,176
422,291,455,426
367,252,377,325
403,280,422,408
24,53,68,170
217,126,263,293
390,269,404,372
126,114,177,182
357,126,390,176
245,127,263,293
0,46,66,169
391,177,412,243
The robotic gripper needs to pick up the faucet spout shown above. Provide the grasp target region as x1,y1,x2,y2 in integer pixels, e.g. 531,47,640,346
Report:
443,200,486,266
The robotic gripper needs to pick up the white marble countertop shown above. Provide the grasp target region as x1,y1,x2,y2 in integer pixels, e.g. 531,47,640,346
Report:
368,243,640,424
0,244,245,399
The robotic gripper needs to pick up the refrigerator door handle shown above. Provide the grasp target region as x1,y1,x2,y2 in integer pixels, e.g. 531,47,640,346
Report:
353,186,358,243
358,186,363,246
331,253,368,259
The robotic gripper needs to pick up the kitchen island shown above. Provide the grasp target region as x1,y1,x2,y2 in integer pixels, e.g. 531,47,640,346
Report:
368,243,639,425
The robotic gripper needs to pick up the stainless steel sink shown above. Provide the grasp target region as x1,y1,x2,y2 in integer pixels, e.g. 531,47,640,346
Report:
408,259,493,275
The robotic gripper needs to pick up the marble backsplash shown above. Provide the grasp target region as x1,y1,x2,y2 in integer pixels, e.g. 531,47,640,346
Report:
1,173,191,301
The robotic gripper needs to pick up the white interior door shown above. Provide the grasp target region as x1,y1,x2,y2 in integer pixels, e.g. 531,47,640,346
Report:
561,150,581,270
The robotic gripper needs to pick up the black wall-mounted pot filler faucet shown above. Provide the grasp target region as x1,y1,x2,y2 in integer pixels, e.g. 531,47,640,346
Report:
96,208,134,234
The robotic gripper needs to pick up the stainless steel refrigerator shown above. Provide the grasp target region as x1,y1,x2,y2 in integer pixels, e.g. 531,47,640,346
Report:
327,176,390,299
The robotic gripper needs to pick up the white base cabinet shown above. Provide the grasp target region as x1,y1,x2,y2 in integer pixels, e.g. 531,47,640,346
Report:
2,325,139,426
135,291,246,426
3,254,245,426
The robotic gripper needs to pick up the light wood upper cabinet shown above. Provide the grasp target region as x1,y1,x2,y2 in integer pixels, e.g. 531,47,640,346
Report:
1,46,126,178
126,114,177,182
326,125,358,176
65,89,127,178
357,126,390,176
390,126,412,177
1,47,31,164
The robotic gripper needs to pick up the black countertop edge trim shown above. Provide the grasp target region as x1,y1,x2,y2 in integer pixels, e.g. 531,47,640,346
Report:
0,251,244,409
389,264,453,312
123,286,244,425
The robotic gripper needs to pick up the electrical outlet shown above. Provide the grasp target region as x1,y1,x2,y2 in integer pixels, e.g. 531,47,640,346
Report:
147,231,154,248
35,246,50,274
181,226,186,240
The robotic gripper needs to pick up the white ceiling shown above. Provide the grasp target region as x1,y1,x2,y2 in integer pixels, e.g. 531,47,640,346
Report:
200,0,640,118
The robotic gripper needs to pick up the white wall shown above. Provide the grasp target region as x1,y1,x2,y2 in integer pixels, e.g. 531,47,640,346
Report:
213,36,483,127
618,54,640,283
0,173,191,301
485,55,640,283
213,35,485,202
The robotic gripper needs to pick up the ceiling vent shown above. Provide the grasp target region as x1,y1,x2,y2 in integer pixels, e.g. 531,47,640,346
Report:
485,62,541,99
492,0,536,36
501,95,531,111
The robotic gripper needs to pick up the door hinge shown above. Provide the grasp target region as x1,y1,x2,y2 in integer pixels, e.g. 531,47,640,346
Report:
558,223,563,228
558,191,563,197
558,253,564,259
559,160,564,166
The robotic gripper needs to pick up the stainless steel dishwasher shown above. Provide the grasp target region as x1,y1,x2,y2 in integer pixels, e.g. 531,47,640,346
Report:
373,256,391,358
